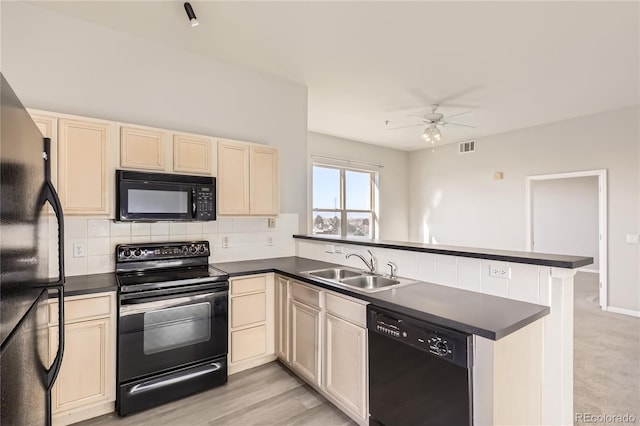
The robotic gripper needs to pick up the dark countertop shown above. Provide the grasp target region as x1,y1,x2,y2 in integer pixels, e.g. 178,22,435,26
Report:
211,256,550,340
294,234,593,269
59,273,118,297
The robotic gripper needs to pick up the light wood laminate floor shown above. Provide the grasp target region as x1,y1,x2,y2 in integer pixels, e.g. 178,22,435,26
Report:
78,361,356,426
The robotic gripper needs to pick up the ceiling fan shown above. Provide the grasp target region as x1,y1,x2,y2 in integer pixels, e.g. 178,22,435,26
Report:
388,104,475,143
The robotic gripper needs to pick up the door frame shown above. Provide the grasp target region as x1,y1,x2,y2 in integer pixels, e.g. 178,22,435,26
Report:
525,169,607,309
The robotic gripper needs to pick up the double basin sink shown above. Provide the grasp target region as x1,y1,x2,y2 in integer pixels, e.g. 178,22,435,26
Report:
301,267,418,293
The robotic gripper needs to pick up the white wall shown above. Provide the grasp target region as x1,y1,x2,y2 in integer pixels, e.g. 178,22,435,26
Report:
532,176,599,269
408,106,640,312
1,1,308,232
308,132,409,240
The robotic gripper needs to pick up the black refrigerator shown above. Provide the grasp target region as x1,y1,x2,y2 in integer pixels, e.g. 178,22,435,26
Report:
0,73,65,425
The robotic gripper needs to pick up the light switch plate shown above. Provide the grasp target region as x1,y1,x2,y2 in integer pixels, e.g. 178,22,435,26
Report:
324,244,335,253
626,234,639,244
268,218,276,228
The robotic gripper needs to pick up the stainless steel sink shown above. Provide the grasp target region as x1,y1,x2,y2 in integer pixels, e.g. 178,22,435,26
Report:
306,267,362,280
339,275,401,290
301,267,418,293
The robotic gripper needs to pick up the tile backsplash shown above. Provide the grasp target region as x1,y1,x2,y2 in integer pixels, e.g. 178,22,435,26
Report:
50,214,298,277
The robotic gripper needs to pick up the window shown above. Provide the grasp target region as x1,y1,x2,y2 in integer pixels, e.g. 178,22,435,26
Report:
312,164,377,238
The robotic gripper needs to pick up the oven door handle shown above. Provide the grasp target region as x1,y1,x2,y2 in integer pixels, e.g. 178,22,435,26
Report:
119,290,225,315
128,362,222,395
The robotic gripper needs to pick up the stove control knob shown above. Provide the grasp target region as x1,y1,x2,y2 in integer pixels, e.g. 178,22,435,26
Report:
189,246,197,254
134,249,142,257
123,249,131,258
434,341,449,356
198,245,206,253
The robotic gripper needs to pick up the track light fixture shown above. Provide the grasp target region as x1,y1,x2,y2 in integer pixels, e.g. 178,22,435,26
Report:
184,2,199,27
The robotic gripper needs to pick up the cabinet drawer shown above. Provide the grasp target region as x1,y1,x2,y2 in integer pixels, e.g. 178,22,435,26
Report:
291,281,321,308
230,275,266,295
325,293,367,328
231,292,266,328
49,293,112,325
230,325,267,363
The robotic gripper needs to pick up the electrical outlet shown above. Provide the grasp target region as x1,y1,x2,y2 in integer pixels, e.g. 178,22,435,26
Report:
335,245,343,254
268,218,276,228
73,243,86,258
324,244,335,253
222,236,230,248
489,264,510,279
267,236,274,246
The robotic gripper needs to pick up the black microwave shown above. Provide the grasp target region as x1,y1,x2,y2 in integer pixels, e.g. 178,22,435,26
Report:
116,170,216,222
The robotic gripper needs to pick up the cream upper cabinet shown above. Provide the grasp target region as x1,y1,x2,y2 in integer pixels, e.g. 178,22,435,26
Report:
120,126,166,171
173,134,212,175
249,145,279,215
217,140,250,215
217,139,279,216
58,118,111,215
228,274,276,375
49,293,116,426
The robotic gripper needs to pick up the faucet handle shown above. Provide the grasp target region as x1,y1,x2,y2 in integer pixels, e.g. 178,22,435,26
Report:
387,261,398,279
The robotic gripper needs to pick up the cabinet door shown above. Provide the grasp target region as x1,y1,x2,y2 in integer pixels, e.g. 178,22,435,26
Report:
58,119,111,215
120,126,166,171
324,313,367,421
217,141,250,215
249,145,279,215
276,276,289,362
173,134,211,175
291,300,321,386
49,318,114,413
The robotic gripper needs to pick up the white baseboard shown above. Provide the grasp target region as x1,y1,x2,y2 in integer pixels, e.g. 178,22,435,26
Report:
606,306,640,318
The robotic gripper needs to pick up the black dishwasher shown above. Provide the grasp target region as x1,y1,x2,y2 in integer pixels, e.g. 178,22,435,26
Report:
367,305,473,426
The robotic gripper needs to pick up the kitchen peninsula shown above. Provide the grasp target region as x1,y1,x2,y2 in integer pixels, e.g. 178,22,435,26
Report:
288,234,592,425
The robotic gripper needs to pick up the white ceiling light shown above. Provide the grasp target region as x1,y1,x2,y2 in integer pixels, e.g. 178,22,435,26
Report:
184,2,199,27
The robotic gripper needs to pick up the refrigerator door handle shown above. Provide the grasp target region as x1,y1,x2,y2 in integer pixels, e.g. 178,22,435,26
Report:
45,285,65,391
38,137,65,284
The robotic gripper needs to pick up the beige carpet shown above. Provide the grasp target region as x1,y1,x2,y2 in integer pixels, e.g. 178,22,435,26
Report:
574,272,640,424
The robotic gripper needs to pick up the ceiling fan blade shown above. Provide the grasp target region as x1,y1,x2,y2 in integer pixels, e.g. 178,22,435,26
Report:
440,121,476,128
387,123,424,130
407,114,428,120
444,111,473,120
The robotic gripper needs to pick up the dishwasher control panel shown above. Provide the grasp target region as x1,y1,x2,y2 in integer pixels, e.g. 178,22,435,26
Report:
368,305,472,368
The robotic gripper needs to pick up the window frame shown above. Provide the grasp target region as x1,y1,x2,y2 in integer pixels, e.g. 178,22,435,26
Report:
311,163,378,238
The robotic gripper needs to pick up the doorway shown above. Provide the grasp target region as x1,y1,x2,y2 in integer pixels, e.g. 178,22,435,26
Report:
525,170,607,309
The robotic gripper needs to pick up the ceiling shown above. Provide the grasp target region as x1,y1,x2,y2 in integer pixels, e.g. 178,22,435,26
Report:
30,1,639,151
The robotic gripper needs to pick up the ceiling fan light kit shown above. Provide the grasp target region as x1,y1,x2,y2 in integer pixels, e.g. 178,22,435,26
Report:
389,104,475,144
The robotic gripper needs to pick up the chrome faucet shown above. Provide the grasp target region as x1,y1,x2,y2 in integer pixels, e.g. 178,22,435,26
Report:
387,261,398,279
346,249,376,274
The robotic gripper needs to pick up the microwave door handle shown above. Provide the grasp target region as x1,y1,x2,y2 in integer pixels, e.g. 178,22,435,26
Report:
192,189,197,218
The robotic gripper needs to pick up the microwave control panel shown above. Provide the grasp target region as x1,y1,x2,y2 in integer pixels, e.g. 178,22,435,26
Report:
196,186,215,220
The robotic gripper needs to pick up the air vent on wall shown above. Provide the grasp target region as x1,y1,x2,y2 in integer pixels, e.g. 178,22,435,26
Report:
459,139,476,154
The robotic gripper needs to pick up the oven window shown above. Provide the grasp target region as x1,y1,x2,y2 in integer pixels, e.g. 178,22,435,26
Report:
143,302,211,355
128,189,189,214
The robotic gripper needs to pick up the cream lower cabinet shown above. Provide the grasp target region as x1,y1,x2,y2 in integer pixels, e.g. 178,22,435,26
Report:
228,274,276,374
323,294,368,424
282,278,369,425
48,292,116,426
275,276,290,362
290,299,322,386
